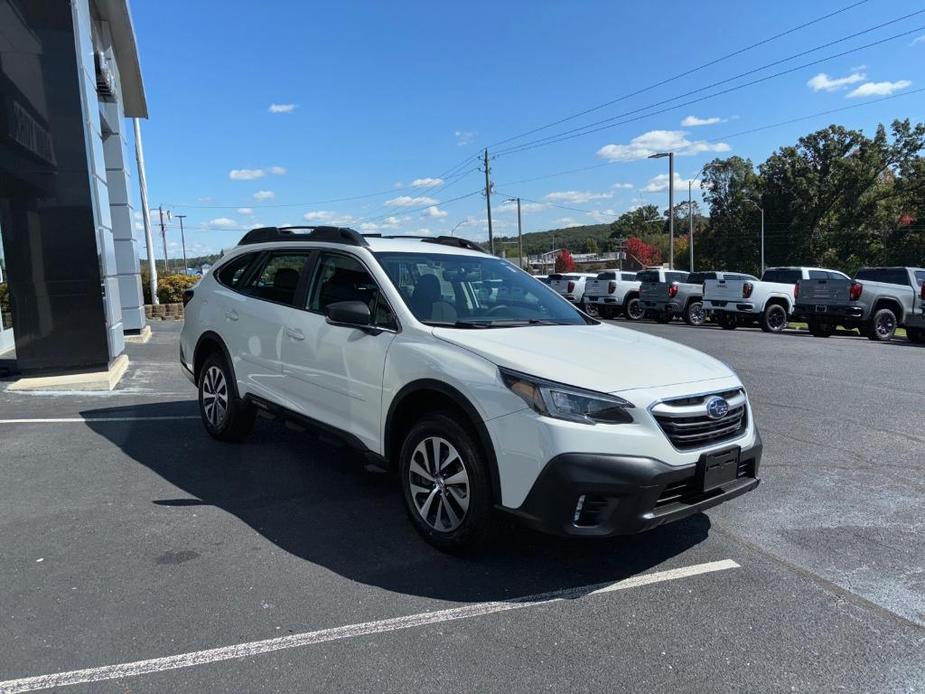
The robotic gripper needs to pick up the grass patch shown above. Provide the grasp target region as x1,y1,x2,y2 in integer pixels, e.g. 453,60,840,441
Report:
787,321,907,338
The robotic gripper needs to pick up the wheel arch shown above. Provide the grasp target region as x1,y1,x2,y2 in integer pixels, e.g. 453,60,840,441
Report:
765,295,791,312
385,379,502,504
193,332,239,397
872,296,903,322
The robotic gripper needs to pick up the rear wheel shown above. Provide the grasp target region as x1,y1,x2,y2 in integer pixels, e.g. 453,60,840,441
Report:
807,319,834,338
683,300,706,326
400,413,493,550
198,353,256,442
760,303,788,333
867,308,897,342
718,311,738,330
624,296,644,321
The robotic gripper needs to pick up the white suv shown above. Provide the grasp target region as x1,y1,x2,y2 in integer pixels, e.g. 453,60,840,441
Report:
180,226,762,549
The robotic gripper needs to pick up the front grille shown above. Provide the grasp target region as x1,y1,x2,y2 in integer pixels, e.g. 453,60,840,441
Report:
654,456,756,509
652,389,748,450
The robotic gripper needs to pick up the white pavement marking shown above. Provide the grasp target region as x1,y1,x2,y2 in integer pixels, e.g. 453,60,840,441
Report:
0,416,199,424
0,560,739,693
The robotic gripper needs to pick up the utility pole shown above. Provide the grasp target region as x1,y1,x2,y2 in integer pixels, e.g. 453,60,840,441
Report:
516,197,523,269
483,148,494,255
759,206,765,276
176,214,188,275
158,206,169,275
688,180,694,272
133,118,159,304
668,152,675,270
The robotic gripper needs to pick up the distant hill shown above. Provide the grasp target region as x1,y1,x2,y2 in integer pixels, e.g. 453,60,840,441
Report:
492,223,613,256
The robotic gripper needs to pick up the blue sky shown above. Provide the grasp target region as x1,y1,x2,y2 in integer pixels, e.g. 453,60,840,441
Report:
129,0,925,259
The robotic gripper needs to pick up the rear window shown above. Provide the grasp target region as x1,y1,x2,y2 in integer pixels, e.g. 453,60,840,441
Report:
216,253,258,289
596,272,617,280
621,273,637,281
855,268,910,286
687,272,716,284
915,271,925,285
666,272,689,283
762,269,801,284
636,271,660,283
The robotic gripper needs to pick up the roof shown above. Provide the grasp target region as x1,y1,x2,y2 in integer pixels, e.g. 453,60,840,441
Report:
96,0,147,117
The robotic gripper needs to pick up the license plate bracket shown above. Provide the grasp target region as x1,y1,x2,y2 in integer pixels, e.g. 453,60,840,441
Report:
815,305,827,313
697,447,740,492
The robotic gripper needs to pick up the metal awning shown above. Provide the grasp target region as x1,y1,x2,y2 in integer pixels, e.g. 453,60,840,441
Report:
95,0,147,118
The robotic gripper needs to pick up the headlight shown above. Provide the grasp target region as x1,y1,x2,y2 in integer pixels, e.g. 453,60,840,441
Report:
499,367,634,425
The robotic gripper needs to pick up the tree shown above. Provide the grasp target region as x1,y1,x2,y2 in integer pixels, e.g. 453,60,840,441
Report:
609,205,661,240
624,237,661,267
698,156,762,273
583,238,599,254
554,249,576,273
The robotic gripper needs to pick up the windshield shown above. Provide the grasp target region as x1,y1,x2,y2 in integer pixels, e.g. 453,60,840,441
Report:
375,252,589,327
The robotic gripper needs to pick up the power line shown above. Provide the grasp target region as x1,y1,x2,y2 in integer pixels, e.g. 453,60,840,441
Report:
487,0,871,149
360,189,485,224
495,16,925,157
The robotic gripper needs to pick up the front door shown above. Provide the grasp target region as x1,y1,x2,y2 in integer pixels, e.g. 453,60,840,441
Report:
280,251,397,452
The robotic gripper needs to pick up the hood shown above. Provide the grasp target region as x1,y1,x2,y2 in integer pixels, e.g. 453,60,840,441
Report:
432,323,735,393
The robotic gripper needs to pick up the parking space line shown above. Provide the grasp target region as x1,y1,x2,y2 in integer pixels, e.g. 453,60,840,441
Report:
0,559,738,693
0,416,199,424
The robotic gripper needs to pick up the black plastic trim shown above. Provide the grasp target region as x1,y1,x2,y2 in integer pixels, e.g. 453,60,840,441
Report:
192,332,238,397
238,226,369,247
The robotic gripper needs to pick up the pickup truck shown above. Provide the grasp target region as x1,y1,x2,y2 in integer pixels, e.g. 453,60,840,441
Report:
637,269,691,323
794,266,925,341
548,273,597,306
583,270,640,319
704,266,849,333
640,270,759,326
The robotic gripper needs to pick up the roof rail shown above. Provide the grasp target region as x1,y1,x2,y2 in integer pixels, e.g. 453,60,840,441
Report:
379,234,486,253
238,225,369,247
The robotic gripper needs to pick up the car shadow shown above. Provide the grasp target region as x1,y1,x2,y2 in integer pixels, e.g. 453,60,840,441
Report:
81,400,713,603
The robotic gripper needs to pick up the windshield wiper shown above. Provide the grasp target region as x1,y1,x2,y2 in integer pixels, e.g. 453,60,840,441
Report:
421,320,490,329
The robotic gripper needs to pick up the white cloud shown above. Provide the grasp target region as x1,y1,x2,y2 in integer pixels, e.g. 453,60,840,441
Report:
237,207,254,215
552,217,581,228
229,168,265,180
596,130,730,161
385,195,438,207
545,190,613,204
269,166,287,175
681,115,722,127
416,228,434,236
411,177,444,188
806,71,866,92
381,216,401,228
423,205,448,218
641,173,701,193
359,222,379,231
207,217,238,229
303,210,336,221
269,103,297,113
499,199,547,213
455,130,476,146
586,209,620,223
611,182,634,189
910,35,925,46
253,190,275,200
847,80,912,98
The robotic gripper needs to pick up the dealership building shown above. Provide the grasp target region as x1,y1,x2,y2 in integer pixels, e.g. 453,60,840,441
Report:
0,0,148,386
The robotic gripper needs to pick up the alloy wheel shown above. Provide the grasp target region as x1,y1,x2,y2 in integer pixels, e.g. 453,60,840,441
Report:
689,302,706,325
768,306,787,331
627,299,643,320
876,312,895,338
408,436,470,532
201,365,229,428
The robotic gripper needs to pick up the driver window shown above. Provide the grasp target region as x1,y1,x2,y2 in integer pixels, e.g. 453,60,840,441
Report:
307,253,397,330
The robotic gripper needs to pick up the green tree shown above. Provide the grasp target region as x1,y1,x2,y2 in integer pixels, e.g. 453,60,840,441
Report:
609,205,661,240
583,238,599,254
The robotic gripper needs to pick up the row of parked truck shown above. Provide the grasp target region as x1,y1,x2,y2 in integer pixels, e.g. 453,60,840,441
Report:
542,265,925,343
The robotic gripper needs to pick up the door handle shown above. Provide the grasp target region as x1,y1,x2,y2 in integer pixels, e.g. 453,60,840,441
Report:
286,327,305,341
225,310,239,321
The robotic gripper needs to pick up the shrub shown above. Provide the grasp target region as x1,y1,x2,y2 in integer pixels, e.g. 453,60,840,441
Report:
0,282,8,313
156,274,198,304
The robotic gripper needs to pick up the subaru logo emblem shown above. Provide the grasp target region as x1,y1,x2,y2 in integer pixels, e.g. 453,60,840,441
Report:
705,396,729,420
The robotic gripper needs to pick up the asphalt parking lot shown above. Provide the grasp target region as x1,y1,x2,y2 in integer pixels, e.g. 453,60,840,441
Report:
1,320,923,693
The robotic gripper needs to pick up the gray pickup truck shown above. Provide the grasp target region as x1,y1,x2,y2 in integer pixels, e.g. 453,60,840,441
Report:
640,270,755,326
638,269,690,323
795,266,925,341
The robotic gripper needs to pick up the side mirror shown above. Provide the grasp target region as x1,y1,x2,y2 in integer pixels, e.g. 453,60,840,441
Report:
324,300,374,331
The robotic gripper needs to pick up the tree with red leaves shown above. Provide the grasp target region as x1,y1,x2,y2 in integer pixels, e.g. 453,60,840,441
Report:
624,236,662,267
554,249,576,273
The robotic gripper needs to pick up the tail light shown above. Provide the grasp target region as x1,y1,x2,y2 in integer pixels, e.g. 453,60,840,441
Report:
742,282,754,299
794,283,800,300
567,281,575,293
667,282,679,298
182,289,195,307
608,281,616,294
849,282,863,301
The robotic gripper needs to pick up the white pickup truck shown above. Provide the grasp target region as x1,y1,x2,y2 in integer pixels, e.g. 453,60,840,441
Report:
548,273,597,306
704,266,849,333
583,270,640,319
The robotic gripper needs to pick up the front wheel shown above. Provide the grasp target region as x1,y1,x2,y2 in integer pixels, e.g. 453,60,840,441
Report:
718,311,738,330
400,413,493,550
760,304,788,333
198,353,256,442
624,296,644,321
867,308,897,342
683,300,706,326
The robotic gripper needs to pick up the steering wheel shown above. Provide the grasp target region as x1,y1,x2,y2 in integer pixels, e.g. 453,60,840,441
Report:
486,305,514,317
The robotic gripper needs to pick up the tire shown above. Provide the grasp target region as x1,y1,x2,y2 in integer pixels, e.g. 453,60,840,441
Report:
399,412,493,550
198,352,256,442
683,300,706,326
866,308,897,342
807,319,834,338
718,311,738,330
655,311,672,324
624,296,644,321
760,303,788,334
907,327,925,344
582,300,598,317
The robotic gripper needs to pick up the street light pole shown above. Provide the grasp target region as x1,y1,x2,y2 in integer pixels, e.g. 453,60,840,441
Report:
688,179,694,272
506,197,524,269
176,214,188,275
746,199,765,276
133,118,159,304
648,151,674,269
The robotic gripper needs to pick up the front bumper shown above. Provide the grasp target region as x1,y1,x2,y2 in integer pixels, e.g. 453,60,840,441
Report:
794,303,863,320
506,434,762,537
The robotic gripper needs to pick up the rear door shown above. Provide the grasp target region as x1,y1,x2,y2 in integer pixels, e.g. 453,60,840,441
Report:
798,270,851,307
